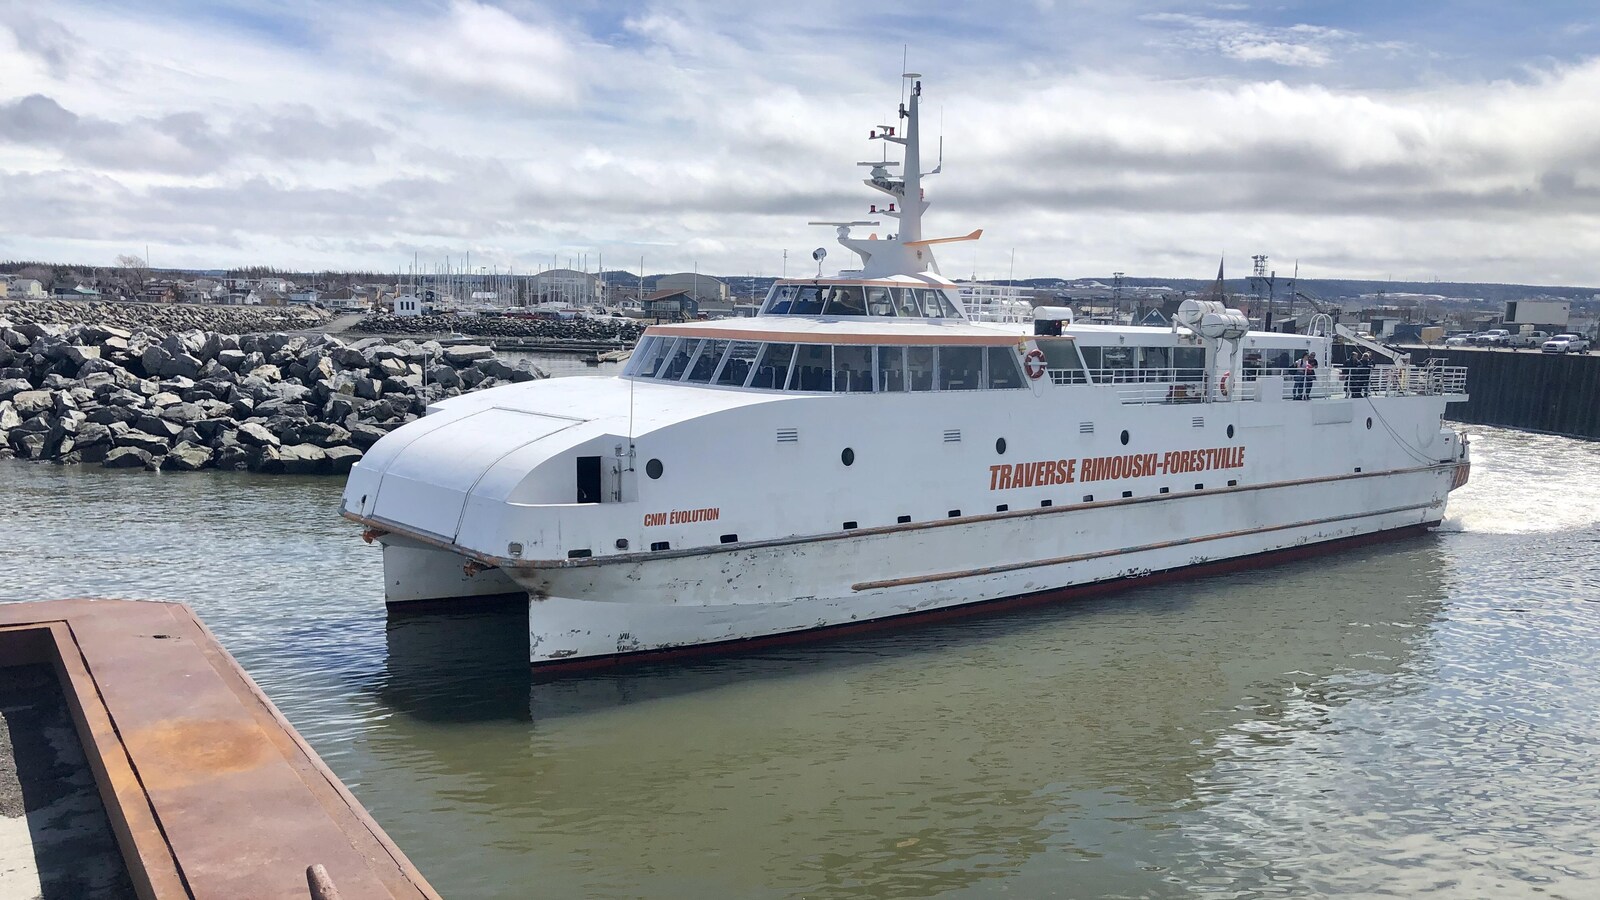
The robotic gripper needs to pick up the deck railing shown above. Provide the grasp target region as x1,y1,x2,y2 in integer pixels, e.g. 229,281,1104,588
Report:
1047,363,1468,405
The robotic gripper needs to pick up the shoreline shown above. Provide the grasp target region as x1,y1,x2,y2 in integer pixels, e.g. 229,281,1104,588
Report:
0,302,557,475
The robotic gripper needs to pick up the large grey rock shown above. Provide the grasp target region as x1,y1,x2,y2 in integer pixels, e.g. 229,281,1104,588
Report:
162,441,214,471
217,348,248,371
10,390,51,417
248,364,282,383
323,445,362,473
134,415,182,438
354,376,383,400
158,352,202,379
140,344,171,374
115,430,170,454
373,357,408,378
347,422,388,449
443,344,495,365
0,378,33,402
277,443,327,475
301,422,351,448
425,365,462,388
236,421,281,448
102,446,153,469
75,421,112,447
0,401,19,431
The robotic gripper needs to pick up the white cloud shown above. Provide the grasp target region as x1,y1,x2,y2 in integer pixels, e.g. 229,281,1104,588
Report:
0,1,1596,287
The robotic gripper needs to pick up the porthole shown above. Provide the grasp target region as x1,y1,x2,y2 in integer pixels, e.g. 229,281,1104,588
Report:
1366,417,1373,430
995,437,1007,455
841,447,855,466
1227,424,1235,439
646,458,664,479
1120,429,1130,446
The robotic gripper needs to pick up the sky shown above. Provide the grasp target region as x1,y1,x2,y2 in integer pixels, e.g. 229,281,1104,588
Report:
2,0,1599,284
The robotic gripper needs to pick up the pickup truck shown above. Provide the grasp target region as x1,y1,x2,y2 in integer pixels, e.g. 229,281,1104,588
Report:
1541,333,1591,354
1474,329,1512,347
1508,330,1551,348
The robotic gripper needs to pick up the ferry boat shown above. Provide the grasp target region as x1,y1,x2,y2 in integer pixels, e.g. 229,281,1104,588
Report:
342,75,1471,671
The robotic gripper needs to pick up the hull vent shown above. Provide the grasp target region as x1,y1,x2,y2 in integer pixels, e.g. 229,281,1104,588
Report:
1191,416,1205,428
944,429,961,443
1079,422,1095,434
776,427,799,443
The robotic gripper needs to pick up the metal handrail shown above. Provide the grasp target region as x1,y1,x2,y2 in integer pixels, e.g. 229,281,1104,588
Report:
1048,364,1467,404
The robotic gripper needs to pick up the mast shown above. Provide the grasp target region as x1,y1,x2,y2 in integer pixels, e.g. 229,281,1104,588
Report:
820,74,978,281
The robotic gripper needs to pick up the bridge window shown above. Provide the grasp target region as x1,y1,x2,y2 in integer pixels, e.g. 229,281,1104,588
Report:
763,284,798,315
894,287,924,317
821,286,867,316
918,289,959,319
789,286,826,315
625,336,672,377
866,287,896,316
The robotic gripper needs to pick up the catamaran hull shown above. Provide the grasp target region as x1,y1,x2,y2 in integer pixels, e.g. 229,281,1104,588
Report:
498,464,1456,669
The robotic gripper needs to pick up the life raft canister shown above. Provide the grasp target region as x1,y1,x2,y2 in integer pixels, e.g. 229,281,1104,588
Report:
1023,348,1047,380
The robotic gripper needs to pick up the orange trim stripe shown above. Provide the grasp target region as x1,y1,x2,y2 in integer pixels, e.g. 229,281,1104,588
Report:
643,325,1022,346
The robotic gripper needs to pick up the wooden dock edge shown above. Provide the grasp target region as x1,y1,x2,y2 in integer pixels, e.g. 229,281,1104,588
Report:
0,599,441,900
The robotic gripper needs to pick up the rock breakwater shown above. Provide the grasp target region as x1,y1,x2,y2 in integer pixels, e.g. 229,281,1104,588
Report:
352,312,644,342
0,317,545,475
1,298,331,334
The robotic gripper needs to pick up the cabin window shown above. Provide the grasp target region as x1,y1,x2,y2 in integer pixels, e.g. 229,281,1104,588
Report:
1037,338,1085,383
894,287,924,318
866,287,896,317
791,344,834,391
1140,346,1171,379
750,343,797,389
684,340,729,383
833,345,874,392
821,286,868,316
987,346,1024,389
906,346,936,391
939,346,983,390
626,336,673,377
658,338,700,381
876,346,905,391
1174,347,1206,380
715,341,760,387
763,284,798,315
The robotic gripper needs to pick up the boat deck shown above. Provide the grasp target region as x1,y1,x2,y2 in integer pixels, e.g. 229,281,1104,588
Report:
0,598,438,899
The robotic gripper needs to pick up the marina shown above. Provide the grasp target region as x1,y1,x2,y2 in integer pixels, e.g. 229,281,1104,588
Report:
2,424,1598,896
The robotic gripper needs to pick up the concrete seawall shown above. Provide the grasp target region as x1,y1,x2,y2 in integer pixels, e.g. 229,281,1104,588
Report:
1410,348,1600,439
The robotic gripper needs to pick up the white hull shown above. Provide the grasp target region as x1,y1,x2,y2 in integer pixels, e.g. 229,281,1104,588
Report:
491,464,1453,667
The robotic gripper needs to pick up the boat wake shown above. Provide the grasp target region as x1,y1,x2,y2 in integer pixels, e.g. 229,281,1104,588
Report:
1439,426,1600,534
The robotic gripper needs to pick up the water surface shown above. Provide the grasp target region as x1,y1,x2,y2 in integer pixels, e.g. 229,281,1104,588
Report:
2,420,1598,898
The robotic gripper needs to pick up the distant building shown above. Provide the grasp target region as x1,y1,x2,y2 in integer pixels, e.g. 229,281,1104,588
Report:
289,289,320,305
5,278,46,299
257,277,292,293
394,295,424,317
1504,299,1570,331
653,273,730,313
643,288,697,321
532,269,604,307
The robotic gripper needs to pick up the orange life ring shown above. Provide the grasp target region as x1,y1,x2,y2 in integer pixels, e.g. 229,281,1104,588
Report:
1023,349,1047,379
1219,371,1231,397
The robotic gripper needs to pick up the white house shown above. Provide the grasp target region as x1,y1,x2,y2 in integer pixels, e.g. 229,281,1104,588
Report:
394,295,424,316
11,278,46,299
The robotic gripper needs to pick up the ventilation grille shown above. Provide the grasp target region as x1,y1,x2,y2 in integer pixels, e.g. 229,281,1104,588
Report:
943,429,962,443
1191,416,1205,428
1079,422,1095,434
776,427,799,443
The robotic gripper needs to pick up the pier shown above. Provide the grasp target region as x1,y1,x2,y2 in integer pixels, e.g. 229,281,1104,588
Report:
1408,347,1600,439
0,599,439,899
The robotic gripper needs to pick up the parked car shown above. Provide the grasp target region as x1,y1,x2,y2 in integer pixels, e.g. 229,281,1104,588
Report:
1444,332,1476,347
1541,333,1591,354
1474,329,1512,347
1508,330,1551,349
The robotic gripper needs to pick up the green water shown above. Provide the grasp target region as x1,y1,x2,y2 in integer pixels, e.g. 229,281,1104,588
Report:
3,424,1598,898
